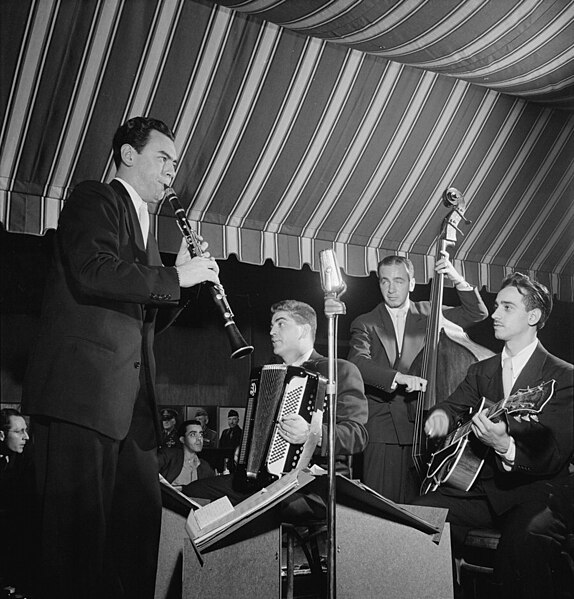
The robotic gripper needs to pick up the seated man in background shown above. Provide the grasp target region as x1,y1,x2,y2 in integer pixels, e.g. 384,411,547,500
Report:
158,419,215,489
413,273,573,599
184,299,369,521
0,408,38,596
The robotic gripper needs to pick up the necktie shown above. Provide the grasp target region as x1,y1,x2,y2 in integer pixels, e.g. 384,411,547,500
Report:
502,357,514,398
395,310,406,352
138,203,149,247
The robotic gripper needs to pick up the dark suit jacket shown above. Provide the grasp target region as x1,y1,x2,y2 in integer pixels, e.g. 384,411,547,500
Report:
22,179,187,440
158,446,215,483
347,290,488,444
303,350,368,460
219,426,243,449
430,342,573,514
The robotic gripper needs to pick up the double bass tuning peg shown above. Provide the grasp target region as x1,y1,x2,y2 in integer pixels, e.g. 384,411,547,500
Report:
442,187,463,207
442,187,472,225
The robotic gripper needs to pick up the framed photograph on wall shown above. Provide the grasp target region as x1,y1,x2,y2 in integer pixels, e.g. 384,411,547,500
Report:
158,405,185,448
217,407,245,439
212,407,246,473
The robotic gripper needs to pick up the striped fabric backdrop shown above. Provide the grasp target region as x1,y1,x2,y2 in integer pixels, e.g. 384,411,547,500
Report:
1,0,573,298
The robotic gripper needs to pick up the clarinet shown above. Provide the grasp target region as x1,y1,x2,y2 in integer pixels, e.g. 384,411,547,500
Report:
164,187,254,360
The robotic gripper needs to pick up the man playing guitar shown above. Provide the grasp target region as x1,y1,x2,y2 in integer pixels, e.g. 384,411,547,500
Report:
413,272,573,599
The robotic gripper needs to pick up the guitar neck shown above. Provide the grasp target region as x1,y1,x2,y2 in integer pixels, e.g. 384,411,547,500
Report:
447,381,552,445
448,396,508,443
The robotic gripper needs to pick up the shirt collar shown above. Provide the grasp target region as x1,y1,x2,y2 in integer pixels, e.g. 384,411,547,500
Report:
114,177,145,213
290,348,314,367
385,300,410,317
501,339,538,378
183,449,200,467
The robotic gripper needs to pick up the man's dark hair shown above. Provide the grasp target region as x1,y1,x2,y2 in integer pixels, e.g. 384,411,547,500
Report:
377,255,415,280
271,300,317,340
1,408,21,433
501,272,553,330
112,116,175,168
178,419,202,437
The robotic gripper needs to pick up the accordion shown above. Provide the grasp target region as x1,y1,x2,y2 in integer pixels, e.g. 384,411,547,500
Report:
232,364,327,492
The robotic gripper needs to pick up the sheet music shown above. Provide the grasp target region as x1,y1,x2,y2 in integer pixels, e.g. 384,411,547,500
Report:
194,496,235,529
159,474,204,510
186,469,314,550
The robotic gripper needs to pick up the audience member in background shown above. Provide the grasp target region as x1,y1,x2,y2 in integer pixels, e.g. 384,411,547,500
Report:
194,408,218,449
159,408,180,449
219,409,243,451
158,420,215,489
0,408,38,597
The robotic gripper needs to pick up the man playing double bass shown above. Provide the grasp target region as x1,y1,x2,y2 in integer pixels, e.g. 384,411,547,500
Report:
348,253,488,502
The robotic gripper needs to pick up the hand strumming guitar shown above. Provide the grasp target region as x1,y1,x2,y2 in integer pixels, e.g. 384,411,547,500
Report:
424,409,450,438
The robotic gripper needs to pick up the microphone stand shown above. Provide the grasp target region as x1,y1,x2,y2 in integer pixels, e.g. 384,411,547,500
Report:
324,291,346,599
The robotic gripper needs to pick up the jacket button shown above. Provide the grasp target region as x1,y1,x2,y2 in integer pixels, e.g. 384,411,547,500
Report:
134,361,141,369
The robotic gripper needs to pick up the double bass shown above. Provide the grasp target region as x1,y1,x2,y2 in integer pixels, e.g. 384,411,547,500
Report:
411,188,494,482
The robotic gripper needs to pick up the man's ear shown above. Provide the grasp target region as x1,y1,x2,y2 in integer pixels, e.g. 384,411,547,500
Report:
409,277,416,292
120,143,134,166
0,431,5,443
528,308,542,327
179,436,185,444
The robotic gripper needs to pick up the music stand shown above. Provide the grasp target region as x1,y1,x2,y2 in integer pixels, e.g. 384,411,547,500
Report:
319,249,347,599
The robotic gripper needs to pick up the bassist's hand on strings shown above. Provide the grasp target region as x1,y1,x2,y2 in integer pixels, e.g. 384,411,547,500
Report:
424,409,449,438
395,373,427,393
471,409,511,454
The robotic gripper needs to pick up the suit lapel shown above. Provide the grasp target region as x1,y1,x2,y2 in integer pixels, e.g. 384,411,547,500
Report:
146,231,162,266
372,304,398,366
511,342,547,394
481,357,504,403
303,350,324,366
399,304,427,367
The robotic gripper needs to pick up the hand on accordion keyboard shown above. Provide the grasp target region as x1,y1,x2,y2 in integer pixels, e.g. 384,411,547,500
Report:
277,413,311,445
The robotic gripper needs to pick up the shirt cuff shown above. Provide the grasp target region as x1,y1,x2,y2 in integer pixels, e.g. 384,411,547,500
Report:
455,280,473,291
496,436,516,471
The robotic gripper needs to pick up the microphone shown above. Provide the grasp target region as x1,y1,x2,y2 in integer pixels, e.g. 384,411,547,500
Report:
319,249,346,296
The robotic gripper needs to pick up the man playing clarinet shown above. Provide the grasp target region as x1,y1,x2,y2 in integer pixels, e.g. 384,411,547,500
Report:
22,116,220,599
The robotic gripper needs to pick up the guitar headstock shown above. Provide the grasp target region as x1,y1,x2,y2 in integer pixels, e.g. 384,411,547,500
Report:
503,380,556,415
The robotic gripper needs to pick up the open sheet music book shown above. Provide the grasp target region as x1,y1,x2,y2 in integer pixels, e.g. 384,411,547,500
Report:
186,468,315,551
159,474,205,510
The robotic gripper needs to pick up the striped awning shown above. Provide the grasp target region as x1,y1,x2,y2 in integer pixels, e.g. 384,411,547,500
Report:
1,0,573,298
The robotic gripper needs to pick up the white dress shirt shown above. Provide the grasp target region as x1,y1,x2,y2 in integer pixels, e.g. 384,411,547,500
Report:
496,339,539,467
114,177,149,245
